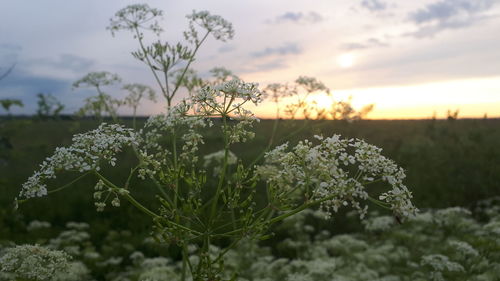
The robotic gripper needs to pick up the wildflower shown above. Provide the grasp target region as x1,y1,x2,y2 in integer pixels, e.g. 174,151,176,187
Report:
0,244,71,281
122,83,157,111
107,4,164,37
204,149,238,175
420,254,464,273
26,220,52,232
257,135,418,220
19,123,137,200
185,10,234,42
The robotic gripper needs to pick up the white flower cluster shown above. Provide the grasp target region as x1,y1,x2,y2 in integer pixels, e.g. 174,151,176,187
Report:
447,240,479,257
262,83,294,104
295,76,329,94
421,254,464,273
203,149,238,175
0,244,71,281
19,124,138,199
257,135,417,220
192,79,262,143
93,179,130,212
26,220,52,232
139,102,209,178
186,10,234,42
122,83,157,110
363,215,395,232
72,71,121,89
193,79,262,115
107,4,164,37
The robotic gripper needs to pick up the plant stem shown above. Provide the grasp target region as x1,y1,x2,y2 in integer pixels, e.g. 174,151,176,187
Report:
209,115,229,224
94,171,160,219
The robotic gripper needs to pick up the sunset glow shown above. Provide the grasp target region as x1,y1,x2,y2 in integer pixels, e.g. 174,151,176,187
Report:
337,53,356,68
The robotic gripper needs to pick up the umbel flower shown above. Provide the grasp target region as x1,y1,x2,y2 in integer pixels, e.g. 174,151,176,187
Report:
19,124,138,199
257,135,417,220
0,244,71,281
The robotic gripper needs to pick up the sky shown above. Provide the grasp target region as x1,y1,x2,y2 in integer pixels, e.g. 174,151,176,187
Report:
1,0,500,119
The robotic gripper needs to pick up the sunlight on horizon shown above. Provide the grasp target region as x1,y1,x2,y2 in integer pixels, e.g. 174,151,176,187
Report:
233,76,500,120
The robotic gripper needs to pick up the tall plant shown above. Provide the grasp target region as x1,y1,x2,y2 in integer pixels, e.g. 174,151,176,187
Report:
16,4,417,281
107,4,234,108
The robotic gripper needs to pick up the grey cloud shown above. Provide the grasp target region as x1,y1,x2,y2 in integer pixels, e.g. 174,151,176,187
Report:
407,0,499,37
0,68,73,113
0,43,22,52
342,38,389,50
267,11,323,24
0,69,70,95
218,45,236,54
251,43,301,58
361,0,388,11
236,59,288,74
0,43,22,65
327,33,500,89
27,54,94,72
253,60,287,71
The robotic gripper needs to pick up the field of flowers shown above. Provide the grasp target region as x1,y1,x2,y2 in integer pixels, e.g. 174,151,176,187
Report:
1,118,500,280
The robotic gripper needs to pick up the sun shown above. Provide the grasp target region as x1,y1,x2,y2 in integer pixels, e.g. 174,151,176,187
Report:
337,53,355,68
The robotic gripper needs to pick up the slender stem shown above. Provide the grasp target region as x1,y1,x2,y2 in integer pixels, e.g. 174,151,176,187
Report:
170,31,210,100
48,172,91,194
267,104,281,148
17,172,91,205
209,115,229,223
181,244,191,281
212,236,243,265
172,131,179,208
249,118,310,168
132,107,137,130
134,28,167,99
95,171,160,219
216,192,341,237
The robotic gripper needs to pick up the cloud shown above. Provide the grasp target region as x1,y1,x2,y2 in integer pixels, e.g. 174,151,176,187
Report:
361,0,388,12
0,43,22,52
407,0,499,37
218,45,236,54
27,54,94,73
0,43,22,66
0,69,70,96
237,59,288,74
0,67,73,113
342,38,389,50
267,11,323,24
251,43,302,58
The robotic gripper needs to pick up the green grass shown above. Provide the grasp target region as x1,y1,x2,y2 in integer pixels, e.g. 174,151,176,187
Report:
1,117,500,242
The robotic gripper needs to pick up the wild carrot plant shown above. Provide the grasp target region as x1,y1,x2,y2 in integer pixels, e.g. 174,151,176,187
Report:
15,4,417,280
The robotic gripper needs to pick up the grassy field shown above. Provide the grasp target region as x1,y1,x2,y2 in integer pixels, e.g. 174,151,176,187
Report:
1,117,500,279
1,118,499,235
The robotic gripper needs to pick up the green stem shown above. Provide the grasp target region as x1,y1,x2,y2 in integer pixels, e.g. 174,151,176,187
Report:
215,193,340,237
134,28,167,100
172,131,179,208
170,31,210,102
209,115,229,224
95,171,159,219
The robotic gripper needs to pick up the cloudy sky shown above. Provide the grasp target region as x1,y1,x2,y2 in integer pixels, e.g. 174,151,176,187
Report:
1,0,500,118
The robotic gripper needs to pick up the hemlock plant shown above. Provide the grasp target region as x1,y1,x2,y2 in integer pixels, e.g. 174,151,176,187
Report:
13,4,417,281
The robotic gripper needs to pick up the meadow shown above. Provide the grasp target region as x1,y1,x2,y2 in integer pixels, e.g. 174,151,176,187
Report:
1,117,500,280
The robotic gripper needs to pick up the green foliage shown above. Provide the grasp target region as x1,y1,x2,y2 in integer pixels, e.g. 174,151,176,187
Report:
2,202,500,280
0,99,23,115
36,93,64,120
73,71,122,121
